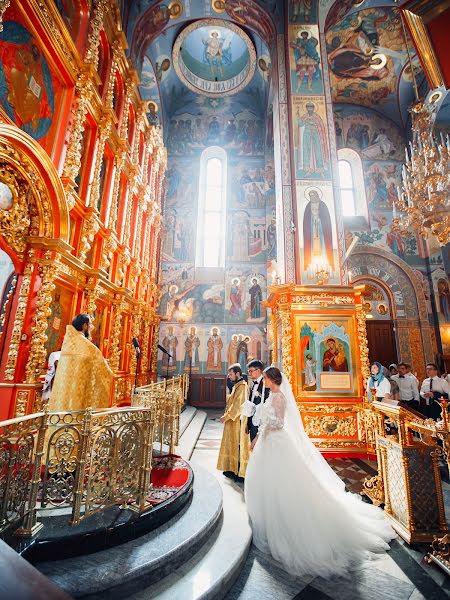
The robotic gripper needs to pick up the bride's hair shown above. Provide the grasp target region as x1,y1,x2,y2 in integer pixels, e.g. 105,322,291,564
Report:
264,366,282,386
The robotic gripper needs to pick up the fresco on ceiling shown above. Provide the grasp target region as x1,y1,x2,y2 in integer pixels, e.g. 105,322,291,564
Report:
140,56,161,125
289,25,323,95
333,104,404,161
292,96,330,180
173,20,256,97
130,2,181,66
288,0,318,24
166,110,265,155
216,0,276,44
325,8,411,114
0,20,55,140
225,265,267,324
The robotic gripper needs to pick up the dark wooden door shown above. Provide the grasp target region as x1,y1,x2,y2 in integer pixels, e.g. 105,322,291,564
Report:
188,375,226,408
366,320,398,368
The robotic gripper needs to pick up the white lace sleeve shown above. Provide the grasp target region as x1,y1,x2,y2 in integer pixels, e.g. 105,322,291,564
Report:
260,392,286,436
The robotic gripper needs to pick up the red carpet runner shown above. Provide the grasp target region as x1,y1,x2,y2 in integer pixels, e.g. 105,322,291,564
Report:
148,454,191,505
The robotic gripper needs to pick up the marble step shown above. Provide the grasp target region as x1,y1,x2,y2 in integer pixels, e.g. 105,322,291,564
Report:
37,466,222,599
179,405,197,436
176,409,207,460
123,463,253,600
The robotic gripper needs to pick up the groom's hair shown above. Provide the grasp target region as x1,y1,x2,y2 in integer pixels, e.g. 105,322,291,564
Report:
247,359,264,371
228,364,242,376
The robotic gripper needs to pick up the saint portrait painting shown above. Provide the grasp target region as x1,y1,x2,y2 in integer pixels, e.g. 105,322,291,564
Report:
0,21,54,140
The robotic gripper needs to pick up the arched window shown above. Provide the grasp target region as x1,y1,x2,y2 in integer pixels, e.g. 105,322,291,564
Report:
338,159,355,216
196,147,227,268
337,148,368,224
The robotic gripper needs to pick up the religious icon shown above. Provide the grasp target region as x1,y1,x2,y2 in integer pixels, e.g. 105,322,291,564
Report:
0,182,13,211
376,304,388,316
0,21,54,140
290,30,322,94
248,277,263,320
304,353,317,387
184,326,200,371
161,326,178,372
227,333,239,365
296,102,329,177
437,279,450,323
322,337,349,372
303,187,334,276
206,327,223,372
289,0,315,23
203,29,231,78
229,278,243,317
45,292,63,354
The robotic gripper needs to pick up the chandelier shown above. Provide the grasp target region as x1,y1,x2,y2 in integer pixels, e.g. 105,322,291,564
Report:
392,99,450,246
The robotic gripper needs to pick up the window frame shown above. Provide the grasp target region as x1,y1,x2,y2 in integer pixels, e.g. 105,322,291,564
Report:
337,148,369,225
196,146,227,269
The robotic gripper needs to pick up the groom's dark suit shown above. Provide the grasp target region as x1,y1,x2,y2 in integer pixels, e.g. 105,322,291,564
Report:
247,377,270,442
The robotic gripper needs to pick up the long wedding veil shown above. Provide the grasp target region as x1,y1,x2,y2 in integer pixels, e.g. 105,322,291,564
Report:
279,373,346,492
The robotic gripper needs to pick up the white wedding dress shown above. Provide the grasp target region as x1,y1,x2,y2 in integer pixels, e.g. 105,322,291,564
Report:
244,375,396,578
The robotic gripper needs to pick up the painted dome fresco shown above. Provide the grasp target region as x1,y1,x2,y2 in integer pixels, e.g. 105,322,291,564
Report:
173,19,256,97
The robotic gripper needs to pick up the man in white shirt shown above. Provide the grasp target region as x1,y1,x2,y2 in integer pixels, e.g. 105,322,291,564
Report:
391,362,420,412
420,362,450,420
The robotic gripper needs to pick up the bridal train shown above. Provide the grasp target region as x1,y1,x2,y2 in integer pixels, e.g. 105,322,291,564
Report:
244,367,396,579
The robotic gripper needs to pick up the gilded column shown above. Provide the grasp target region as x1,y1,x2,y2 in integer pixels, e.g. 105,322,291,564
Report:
25,255,60,383
105,40,122,111
84,278,100,320
79,214,100,263
279,307,293,385
109,297,125,371
84,0,108,71
356,306,371,385
62,74,94,210
150,317,160,376
88,116,112,210
4,262,33,381
140,315,151,374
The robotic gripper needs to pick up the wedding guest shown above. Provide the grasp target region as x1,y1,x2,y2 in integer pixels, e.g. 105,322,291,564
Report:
367,362,391,402
217,365,250,479
388,363,398,376
391,362,420,411
420,363,450,420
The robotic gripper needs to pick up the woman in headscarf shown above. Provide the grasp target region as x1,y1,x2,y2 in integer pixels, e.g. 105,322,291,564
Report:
367,362,391,402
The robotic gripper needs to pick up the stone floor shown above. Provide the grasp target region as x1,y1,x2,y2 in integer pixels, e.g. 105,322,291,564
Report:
191,411,450,600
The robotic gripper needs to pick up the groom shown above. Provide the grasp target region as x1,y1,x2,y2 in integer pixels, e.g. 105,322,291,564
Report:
245,359,270,442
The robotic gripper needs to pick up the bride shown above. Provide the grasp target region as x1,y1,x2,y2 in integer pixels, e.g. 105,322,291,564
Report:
245,366,396,578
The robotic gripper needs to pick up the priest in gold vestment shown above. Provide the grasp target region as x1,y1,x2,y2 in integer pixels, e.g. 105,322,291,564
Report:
49,314,113,412
217,364,250,478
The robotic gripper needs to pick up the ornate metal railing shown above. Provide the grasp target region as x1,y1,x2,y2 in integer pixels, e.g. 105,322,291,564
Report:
0,376,187,538
358,399,450,574
133,374,189,449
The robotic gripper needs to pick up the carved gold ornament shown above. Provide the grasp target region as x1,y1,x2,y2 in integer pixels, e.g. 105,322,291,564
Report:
303,414,357,438
279,309,293,384
4,263,33,380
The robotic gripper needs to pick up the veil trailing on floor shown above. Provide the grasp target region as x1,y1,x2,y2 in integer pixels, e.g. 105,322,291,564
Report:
279,373,347,492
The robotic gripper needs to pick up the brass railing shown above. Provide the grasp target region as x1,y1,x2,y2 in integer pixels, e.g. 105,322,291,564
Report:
132,374,189,450
358,399,450,574
0,376,188,538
